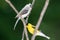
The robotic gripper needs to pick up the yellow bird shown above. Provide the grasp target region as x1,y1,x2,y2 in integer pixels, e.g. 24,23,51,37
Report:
26,23,50,39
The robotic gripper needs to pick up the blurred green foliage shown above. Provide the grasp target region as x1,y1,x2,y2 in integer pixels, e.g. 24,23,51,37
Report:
0,0,60,40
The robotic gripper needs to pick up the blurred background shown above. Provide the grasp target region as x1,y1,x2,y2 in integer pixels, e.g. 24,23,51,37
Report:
0,0,60,40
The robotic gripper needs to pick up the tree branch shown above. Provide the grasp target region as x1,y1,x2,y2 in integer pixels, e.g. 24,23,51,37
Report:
25,0,35,24
22,0,36,40
20,16,29,40
31,0,35,7
5,0,18,14
21,29,24,40
5,0,29,40
31,0,50,40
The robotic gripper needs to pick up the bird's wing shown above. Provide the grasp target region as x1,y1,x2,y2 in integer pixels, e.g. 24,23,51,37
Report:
16,3,31,18
28,23,35,28
15,9,28,18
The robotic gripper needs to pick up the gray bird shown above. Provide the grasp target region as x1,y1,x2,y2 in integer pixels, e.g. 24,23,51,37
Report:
14,3,32,30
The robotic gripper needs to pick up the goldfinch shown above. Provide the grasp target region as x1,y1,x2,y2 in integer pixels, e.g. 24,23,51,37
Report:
14,3,32,30
26,23,50,39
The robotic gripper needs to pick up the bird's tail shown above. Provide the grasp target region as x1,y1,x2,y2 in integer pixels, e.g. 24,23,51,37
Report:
14,17,20,30
36,31,50,39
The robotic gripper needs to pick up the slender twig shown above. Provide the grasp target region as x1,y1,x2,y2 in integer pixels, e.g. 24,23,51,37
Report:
21,29,24,40
5,0,29,40
31,0,50,40
25,0,36,24
20,16,29,40
25,0,35,24
5,0,18,14
31,0,35,7
21,0,36,40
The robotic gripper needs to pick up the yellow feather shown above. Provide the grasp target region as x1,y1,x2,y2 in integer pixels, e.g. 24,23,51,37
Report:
26,23,50,39
26,23,35,34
